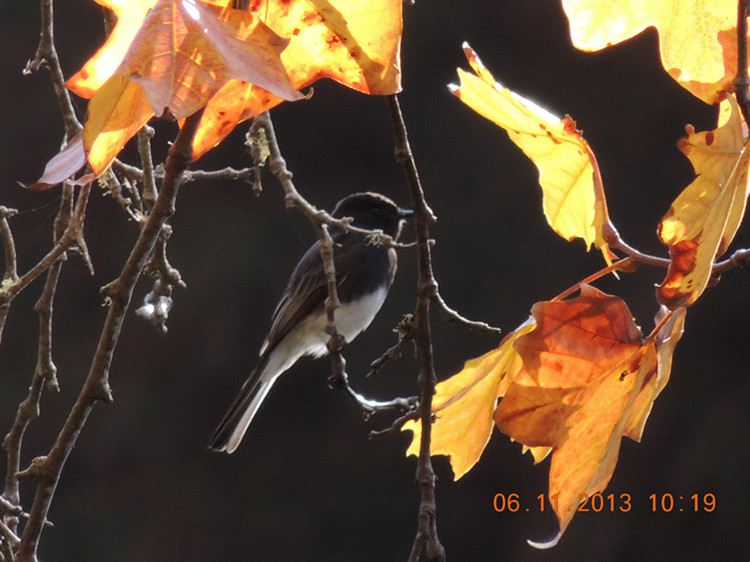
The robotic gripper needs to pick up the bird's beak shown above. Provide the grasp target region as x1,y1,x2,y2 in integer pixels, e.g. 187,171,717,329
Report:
399,208,414,219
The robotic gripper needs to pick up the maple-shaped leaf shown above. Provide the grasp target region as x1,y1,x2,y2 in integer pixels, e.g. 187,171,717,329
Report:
121,0,302,119
191,0,403,157
66,0,402,173
66,0,301,174
69,0,300,115
450,44,613,257
657,96,750,309
494,286,685,544
402,321,535,480
562,0,739,105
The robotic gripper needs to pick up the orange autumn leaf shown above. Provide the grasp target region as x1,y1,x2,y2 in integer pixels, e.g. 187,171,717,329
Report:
67,0,301,174
623,307,686,441
68,0,300,111
119,0,302,119
657,96,750,309
192,0,402,157
562,0,738,105
450,44,613,255
402,321,535,480
66,0,402,173
82,75,155,175
494,286,685,543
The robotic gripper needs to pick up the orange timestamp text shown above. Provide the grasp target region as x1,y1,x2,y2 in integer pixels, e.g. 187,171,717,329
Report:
492,492,716,513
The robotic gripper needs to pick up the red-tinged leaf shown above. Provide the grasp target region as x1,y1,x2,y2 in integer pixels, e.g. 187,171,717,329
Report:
117,0,301,120
27,133,89,191
495,286,683,541
657,97,750,309
191,79,284,156
68,0,403,167
191,0,403,158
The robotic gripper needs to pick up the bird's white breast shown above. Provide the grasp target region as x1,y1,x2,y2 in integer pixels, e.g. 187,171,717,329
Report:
263,286,389,378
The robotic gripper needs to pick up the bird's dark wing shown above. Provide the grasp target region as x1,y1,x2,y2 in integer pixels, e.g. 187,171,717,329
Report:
259,241,328,356
259,234,396,357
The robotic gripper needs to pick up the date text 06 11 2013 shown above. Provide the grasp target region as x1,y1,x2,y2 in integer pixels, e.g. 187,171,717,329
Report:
492,493,716,513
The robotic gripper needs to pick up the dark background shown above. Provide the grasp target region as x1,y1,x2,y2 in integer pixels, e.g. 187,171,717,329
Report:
1,1,748,561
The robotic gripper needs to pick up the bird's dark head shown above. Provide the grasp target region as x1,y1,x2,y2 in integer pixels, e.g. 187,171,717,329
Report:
332,192,412,239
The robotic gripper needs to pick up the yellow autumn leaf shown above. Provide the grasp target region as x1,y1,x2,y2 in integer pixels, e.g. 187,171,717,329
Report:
450,43,612,254
562,0,737,104
657,96,750,309
402,321,535,480
83,75,154,174
192,0,403,157
624,307,686,441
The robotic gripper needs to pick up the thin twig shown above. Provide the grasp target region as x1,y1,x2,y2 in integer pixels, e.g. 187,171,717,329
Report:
23,0,81,140
318,223,348,386
2,184,75,544
0,185,90,307
112,159,256,185
13,111,203,562
250,111,406,247
368,313,415,378
369,409,420,438
137,125,158,212
713,246,750,274
433,292,501,334
608,236,670,268
0,207,20,347
0,207,19,283
386,94,446,562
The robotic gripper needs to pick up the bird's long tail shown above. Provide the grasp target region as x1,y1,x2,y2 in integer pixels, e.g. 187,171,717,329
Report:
209,364,276,454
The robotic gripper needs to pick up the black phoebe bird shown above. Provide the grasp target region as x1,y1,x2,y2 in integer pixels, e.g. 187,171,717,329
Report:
209,192,412,453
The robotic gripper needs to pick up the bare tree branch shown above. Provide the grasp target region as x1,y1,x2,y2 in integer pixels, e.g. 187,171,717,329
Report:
433,292,501,334
137,125,158,211
0,206,19,346
23,0,81,140
0,185,90,307
13,111,203,562
2,184,76,551
386,94,446,562
112,159,256,186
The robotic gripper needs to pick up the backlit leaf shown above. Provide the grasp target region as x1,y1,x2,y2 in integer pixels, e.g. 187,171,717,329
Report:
450,44,613,255
83,75,154,174
562,0,738,104
118,0,301,119
27,133,88,191
494,286,684,541
192,0,403,157
402,321,535,480
67,0,402,172
657,96,750,309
